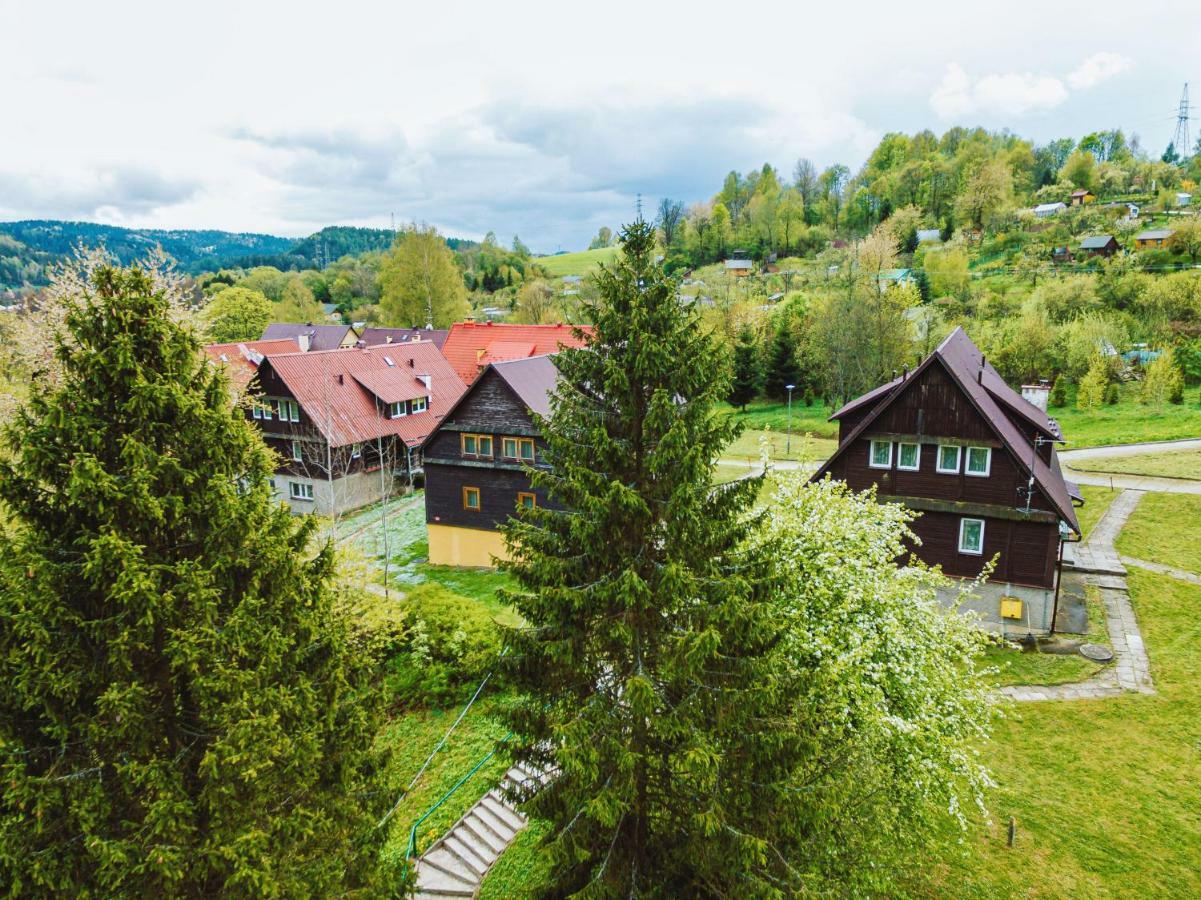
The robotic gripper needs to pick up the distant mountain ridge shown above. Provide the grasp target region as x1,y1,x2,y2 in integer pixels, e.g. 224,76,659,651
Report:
0,221,479,291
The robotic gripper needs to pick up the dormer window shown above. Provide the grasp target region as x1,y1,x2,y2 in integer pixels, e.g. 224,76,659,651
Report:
389,401,407,418
411,396,428,414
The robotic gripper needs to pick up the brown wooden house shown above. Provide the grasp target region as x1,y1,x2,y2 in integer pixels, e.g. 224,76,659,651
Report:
812,327,1082,634
422,354,560,567
247,343,466,516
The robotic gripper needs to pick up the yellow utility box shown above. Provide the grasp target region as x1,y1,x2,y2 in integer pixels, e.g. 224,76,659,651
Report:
1000,597,1023,620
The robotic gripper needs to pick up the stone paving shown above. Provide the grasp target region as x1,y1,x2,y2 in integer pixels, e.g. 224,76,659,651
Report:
1122,556,1201,585
1002,488,1155,702
1059,439,1201,495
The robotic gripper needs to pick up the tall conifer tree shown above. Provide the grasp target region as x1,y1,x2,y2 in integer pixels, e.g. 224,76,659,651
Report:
727,322,763,410
0,264,387,894
500,221,794,895
764,320,802,401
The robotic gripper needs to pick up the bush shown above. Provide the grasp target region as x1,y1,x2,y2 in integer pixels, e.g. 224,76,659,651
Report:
1049,378,1068,408
385,584,502,707
803,389,815,407
1104,382,1120,405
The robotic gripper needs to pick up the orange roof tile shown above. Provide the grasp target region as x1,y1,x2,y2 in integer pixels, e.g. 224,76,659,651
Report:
441,321,592,383
203,338,300,390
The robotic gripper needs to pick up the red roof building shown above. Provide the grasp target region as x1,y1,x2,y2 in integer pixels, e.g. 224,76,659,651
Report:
440,321,592,383
248,343,467,515
203,338,301,391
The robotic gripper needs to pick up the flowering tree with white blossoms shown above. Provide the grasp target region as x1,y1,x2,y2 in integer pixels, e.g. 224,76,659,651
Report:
759,474,996,890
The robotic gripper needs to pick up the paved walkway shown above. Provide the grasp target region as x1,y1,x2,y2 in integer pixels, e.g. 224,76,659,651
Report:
1003,488,1155,702
1060,439,1201,495
1122,556,1201,585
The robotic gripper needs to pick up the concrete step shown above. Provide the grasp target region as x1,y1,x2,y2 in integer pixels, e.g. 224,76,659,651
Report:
459,813,509,856
473,801,520,842
414,860,476,897
482,792,528,831
444,833,494,875
421,847,477,886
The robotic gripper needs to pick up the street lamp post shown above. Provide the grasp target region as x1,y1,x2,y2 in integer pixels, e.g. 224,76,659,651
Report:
785,384,796,455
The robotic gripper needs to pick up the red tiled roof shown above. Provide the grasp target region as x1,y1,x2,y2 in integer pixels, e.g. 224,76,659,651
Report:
815,327,1080,535
441,321,592,383
258,344,467,449
203,339,300,390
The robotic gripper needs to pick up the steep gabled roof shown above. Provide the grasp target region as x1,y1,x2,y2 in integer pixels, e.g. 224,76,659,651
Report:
816,327,1080,534
440,321,591,383
360,327,449,350
1080,234,1116,249
262,322,358,351
259,343,466,449
422,354,561,450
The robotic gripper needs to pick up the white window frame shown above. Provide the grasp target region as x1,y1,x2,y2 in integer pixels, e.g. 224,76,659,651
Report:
289,481,314,501
965,446,992,477
291,440,303,463
390,401,407,419
260,400,272,421
896,442,921,471
868,439,893,470
252,403,262,420
936,444,961,474
958,517,985,556
411,396,428,414
286,399,300,423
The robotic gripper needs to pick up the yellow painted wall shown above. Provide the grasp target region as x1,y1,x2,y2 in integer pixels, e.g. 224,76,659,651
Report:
427,524,510,568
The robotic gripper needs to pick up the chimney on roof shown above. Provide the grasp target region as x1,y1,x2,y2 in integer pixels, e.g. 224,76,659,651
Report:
337,373,344,385
465,315,475,323
386,335,393,344
408,358,415,367
418,374,432,391
297,333,312,353
1022,382,1050,411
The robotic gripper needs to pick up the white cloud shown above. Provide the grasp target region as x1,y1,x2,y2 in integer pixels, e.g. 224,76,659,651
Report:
1067,52,1134,89
930,64,1068,118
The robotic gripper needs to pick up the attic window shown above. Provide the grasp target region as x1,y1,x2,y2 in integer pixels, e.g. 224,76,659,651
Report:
937,445,961,474
383,356,395,367
389,401,407,418
410,396,428,414
965,446,992,477
868,440,892,469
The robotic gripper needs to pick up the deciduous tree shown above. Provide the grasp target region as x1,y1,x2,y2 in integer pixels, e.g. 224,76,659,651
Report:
378,223,470,327
201,285,273,342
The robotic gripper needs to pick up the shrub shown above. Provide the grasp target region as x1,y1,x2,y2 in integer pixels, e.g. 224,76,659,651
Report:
1104,382,1120,405
803,389,815,407
1143,348,1185,407
1076,358,1107,410
385,583,502,707
1049,378,1068,408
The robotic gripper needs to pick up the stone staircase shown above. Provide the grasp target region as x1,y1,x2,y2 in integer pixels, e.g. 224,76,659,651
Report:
413,761,550,899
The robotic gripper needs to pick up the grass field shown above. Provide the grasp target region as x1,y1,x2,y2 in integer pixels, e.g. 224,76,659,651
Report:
536,247,618,277
1054,395,1201,449
1072,448,1201,480
1116,493,1201,575
1077,484,1120,540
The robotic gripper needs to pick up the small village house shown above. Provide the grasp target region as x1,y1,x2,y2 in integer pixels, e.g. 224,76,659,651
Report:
247,343,466,516
1080,234,1120,257
916,229,942,244
1176,191,1192,207
724,257,753,277
439,320,592,384
812,327,1081,635
203,338,303,393
422,355,560,567
1070,189,1095,206
261,322,360,351
1135,228,1174,250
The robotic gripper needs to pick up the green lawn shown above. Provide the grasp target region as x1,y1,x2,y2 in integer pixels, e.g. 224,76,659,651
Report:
981,647,1101,686
536,247,618,277
720,400,840,439
1072,448,1201,481
1116,493,1201,575
1077,484,1120,540
1054,396,1201,449
918,569,1201,898
722,427,837,463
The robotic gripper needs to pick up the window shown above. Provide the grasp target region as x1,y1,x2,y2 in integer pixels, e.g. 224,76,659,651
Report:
897,442,920,471
252,404,262,420
965,446,992,477
869,439,892,469
277,399,300,423
259,400,272,421
461,433,493,458
463,486,481,511
502,437,536,461
390,401,407,418
958,518,985,555
517,492,536,510
291,440,303,462
411,396,428,414
937,444,961,474
289,481,314,501
351,443,362,460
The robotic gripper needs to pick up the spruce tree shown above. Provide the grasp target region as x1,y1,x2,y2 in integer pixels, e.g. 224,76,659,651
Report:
500,221,792,896
727,322,762,410
0,264,388,895
764,320,802,400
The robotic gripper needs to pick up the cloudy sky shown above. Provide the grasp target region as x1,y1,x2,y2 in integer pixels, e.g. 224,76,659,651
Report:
1,0,1197,251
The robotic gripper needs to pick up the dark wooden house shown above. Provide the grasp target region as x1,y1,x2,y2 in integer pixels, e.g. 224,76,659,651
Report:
422,354,560,567
1080,234,1120,257
812,327,1082,633
247,343,466,516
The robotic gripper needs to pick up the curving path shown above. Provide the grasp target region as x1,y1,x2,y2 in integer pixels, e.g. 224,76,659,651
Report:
1059,439,1201,494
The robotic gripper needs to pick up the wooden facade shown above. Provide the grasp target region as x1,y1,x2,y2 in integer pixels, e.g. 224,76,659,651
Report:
815,328,1080,593
422,356,560,567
